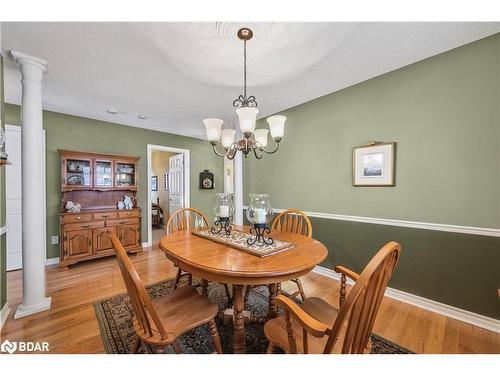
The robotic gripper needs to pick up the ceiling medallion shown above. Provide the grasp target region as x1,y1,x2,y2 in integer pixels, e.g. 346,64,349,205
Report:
203,27,286,160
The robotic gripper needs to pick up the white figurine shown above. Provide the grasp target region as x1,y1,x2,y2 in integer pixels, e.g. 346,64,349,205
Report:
123,195,134,210
65,200,81,213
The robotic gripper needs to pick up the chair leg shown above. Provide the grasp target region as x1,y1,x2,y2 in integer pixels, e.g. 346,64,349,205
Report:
295,278,306,301
131,335,141,354
267,343,276,354
208,318,223,354
174,267,182,289
223,284,232,305
171,341,182,354
187,273,193,286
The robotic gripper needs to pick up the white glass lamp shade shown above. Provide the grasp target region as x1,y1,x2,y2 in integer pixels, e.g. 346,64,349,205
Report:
236,107,259,135
267,115,286,141
221,129,236,149
203,118,223,145
254,129,269,148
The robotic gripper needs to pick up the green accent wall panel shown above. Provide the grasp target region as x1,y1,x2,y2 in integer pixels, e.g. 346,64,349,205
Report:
246,34,500,229
4,104,223,260
311,216,500,319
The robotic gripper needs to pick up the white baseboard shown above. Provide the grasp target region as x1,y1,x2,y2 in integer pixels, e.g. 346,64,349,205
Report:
142,241,151,248
0,303,11,331
45,257,59,265
313,265,500,334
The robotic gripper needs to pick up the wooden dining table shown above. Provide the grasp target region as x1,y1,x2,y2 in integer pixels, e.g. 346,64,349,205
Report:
159,225,328,354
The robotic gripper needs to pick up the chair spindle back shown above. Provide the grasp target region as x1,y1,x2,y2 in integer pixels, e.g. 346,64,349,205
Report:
271,209,312,238
166,208,209,235
324,241,401,354
111,235,172,341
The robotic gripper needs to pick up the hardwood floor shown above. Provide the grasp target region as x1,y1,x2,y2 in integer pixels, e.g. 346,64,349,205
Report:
1,229,499,354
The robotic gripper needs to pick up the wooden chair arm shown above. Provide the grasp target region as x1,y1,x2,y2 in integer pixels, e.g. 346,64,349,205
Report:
333,265,360,281
276,295,330,338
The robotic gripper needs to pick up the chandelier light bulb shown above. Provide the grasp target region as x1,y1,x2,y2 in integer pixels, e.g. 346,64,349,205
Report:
236,107,259,136
203,118,223,145
254,129,269,148
221,129,237,149
267,115,286,141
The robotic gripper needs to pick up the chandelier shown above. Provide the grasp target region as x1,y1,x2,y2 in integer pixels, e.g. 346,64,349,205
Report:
203,27,286,160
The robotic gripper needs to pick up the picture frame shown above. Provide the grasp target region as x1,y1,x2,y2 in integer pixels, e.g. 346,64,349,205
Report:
151,175,158,191
164,173,169,191
353,141,396,186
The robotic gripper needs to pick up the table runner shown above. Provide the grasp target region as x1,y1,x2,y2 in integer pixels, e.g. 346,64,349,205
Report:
192,229,295,257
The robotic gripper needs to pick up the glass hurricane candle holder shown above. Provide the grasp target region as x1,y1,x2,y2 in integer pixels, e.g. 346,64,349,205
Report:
246,193,274,246
211,193,235,236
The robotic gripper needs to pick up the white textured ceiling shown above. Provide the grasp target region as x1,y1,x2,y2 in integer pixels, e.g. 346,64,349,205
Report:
1,22,499,138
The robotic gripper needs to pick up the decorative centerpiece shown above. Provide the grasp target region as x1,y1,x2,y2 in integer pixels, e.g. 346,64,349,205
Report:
246,193,274,246
65,200,81,213
211,193,235,235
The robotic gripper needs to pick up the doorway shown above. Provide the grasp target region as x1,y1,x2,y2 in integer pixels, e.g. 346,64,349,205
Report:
147,144,190,247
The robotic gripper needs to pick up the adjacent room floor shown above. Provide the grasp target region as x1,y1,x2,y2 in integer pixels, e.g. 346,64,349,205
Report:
2,233,499,354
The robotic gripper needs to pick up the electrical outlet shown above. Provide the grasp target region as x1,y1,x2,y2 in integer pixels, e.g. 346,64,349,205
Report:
51,236,59,245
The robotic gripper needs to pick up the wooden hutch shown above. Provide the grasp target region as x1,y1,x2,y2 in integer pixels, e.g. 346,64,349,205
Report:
58,150,142,269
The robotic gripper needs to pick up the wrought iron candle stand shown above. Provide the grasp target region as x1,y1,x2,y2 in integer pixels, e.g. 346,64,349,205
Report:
210,217,232,236
247,223,274,246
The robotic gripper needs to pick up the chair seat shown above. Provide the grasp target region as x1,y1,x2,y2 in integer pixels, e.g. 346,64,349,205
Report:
264,297,371,354
133,286,219,345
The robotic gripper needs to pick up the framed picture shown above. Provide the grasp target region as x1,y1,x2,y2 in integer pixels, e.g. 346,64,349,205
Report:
151,176,158,191
164,173,169,191
353,142,396,186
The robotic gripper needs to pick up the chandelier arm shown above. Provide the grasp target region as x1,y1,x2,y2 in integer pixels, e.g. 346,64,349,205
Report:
263,141,280,154
253,147,263,160
212,144,229,158
244,39,247,100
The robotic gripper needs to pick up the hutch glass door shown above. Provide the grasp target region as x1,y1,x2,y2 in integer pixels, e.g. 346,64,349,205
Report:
116,162,136,187
65,158,92,187
95,160,113,188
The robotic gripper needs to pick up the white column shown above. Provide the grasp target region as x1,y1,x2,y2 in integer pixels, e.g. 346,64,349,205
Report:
233,151,244,225
11,51,51,319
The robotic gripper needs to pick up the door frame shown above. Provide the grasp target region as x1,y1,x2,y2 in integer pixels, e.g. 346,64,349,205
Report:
146,144,190,247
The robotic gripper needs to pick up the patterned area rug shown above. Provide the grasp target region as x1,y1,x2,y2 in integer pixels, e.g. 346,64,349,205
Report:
93,279,413,354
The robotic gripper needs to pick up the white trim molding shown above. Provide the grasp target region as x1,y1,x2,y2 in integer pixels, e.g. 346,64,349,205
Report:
313,266,500,333
45,257,59,266
0,224,8,236
0,303,11,331
243,206,500,237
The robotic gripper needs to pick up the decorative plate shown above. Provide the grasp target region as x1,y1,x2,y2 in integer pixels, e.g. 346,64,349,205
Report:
67,175,85,185
118,166,134,173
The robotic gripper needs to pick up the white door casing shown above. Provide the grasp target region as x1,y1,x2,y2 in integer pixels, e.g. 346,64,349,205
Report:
169,153,184,215
5,125,22,271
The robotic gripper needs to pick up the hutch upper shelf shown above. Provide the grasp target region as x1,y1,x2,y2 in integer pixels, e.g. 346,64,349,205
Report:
59,150,139,192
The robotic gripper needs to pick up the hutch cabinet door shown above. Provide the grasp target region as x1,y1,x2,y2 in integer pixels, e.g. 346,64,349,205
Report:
115,161,137,190
62,157,93,190
94,159,114,189
93,227,117,254
117,225,139,248
63,229,93,259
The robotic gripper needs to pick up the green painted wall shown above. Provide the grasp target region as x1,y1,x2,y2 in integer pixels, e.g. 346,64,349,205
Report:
5,103,223,259
247,34,500,229
0,55,6,311
244,34,500,318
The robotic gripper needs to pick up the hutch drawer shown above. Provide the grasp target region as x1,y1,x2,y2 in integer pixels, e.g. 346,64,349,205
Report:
61,213,92,224
64,221,105,231
106,218,140,227
117,210,140,218
93,211,118,220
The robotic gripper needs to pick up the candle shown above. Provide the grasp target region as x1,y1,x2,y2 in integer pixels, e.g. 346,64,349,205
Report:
254,208,267,224
219,205,229,218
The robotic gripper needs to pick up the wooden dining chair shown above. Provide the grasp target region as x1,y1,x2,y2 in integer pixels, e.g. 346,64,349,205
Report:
166,208,232,301
264,241,401,354
272,209,312,301
110,234,223,354
244,209,312,306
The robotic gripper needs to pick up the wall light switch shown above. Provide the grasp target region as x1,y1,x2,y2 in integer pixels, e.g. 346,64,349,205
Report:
51,235,59,245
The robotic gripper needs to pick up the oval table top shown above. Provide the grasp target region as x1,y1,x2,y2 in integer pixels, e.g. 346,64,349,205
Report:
159,225,328,285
